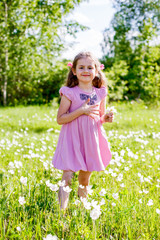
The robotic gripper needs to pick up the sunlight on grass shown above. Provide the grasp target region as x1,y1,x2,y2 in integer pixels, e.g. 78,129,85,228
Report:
0,102,160,239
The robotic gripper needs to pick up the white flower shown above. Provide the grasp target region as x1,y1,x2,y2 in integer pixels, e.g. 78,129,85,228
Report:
47,0,55,6
46,180,51,187
63,186,72,193
156,209,160,214
14,160,22,168
143,189,149,194
120,183,125,187
147,199,153,206
9,162,15,168
80,196,85,202
43,234,58,240
144,177,151,183
139,199,142,204
106,106,117,114
90,208,101,220
47,128,54,132
100,198,105,206
86,185,93,195
19,196,26,205
112,193,119,200
74,199,80,205
16,226,21,231
117,173,123,182
43,162,49,170
99,188,106,196
111,172,117,177
55,129,60,133
58,180,66,187
79,184,85,189
49,184,59,192
20,176,27,186
91,200,98,208
120,150,125,156
8,169,14,174
112,202,116,206
83,201,91,210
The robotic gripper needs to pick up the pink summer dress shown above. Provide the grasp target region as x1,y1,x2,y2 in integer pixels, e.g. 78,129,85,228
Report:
52,85,112,172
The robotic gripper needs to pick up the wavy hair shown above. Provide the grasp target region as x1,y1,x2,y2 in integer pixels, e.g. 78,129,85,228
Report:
65,52,106,88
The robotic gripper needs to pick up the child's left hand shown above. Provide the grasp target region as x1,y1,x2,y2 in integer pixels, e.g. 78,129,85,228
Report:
103,112,114,123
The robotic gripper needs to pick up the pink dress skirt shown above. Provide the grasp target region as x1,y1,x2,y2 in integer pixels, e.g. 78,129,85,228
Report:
52,86,112,172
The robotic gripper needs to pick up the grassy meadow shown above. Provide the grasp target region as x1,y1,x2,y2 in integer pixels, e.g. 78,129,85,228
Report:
0,101,160,240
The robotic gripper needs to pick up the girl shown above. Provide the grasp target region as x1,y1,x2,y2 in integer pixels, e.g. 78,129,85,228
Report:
52,51,113,209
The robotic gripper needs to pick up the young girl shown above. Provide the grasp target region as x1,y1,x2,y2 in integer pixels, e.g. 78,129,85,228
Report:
52,51,113,209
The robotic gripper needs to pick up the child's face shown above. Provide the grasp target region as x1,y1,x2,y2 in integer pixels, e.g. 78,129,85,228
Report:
72,57,97,84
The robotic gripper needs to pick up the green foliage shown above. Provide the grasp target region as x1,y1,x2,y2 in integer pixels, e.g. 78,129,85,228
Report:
102,0,160,102
106,61,128,101
7,60,69,105
0,0,87,106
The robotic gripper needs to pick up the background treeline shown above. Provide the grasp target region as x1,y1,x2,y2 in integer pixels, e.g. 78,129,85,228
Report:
101,0,160,102
0,0,160,106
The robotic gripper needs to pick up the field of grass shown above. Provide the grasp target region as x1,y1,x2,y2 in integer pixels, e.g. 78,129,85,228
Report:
0,102,160,240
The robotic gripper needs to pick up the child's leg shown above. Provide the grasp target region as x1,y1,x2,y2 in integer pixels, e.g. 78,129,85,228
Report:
78,170,92,198
58,170,73,209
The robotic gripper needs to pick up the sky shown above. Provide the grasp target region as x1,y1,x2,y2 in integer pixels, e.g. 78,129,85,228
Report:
61,0,115,60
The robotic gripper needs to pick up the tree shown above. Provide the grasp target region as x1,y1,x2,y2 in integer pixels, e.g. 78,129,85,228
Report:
101,0,160,102
0,0,87,106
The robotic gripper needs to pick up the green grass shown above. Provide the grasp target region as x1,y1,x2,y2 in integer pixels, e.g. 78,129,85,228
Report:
0,102,160,240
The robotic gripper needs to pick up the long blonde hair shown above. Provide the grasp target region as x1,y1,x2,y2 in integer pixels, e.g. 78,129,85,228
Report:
66,52,106,88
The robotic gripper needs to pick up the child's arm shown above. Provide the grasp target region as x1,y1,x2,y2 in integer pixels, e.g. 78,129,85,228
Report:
100,98,114,123
57,96,99,125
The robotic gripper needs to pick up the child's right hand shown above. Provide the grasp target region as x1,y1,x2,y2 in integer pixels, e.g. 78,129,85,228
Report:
81,98,99,119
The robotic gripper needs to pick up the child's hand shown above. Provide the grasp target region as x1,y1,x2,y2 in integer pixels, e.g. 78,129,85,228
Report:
81,98,99,118
103,112,114,123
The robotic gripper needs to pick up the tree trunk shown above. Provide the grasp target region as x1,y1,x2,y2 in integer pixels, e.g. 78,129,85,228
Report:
3,1,8,106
